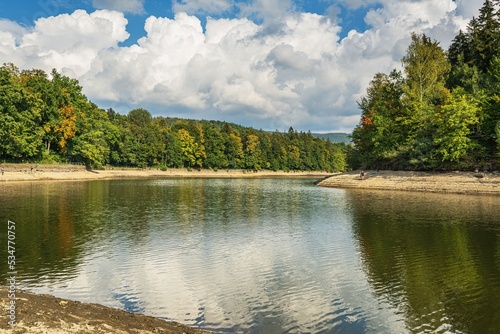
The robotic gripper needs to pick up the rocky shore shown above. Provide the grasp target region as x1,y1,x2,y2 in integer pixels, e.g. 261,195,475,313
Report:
316,170,500,195
0,287,210,334
0,164,329,182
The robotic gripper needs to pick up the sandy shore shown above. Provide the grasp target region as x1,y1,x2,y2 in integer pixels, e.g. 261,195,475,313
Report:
316,170,500,195
0,164,329,182
0,287,210,334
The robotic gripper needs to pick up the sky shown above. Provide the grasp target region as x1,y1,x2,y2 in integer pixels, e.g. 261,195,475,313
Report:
0,1,484,133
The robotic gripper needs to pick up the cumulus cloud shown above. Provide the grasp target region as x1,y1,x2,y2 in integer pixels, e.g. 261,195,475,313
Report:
93,0,145,14
172,0,297,24
0,10,129,78
0,19,28,43
0,19,28,55
0,1,483,132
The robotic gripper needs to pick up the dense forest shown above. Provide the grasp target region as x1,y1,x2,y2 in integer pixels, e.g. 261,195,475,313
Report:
0,63,347,172
4,1,499,173
351,0,500,171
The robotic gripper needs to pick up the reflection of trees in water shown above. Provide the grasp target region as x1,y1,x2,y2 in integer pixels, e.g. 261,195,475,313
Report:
0,182,88,282
347,190,500,333
57,194,75,255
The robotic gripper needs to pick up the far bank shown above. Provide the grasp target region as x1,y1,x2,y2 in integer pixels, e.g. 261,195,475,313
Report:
0,164,330,183
316,170,500,195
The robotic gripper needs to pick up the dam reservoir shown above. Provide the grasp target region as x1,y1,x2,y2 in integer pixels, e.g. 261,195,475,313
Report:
0,178,499,333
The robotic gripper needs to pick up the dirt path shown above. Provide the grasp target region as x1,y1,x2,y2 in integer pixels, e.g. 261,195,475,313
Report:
0,287,210,334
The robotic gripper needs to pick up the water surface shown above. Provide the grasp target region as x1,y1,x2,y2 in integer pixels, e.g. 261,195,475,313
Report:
0,178,499,333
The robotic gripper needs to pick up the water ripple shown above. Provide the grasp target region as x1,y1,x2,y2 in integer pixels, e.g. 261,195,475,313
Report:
2,179,499,333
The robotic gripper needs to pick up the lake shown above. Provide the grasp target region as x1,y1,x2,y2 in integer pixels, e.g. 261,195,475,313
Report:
0,178,499,333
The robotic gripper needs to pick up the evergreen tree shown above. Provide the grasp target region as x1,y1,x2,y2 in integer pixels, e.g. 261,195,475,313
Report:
448,30,474,66
474,0,500,73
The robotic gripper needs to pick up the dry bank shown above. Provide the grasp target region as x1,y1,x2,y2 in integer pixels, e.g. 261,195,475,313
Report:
316,170,500,195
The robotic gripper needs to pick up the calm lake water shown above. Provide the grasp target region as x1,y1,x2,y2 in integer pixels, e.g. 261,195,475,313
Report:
1,178,499,333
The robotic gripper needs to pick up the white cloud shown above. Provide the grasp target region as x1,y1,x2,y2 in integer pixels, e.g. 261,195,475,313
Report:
93,0,145,14
0,19,28,45
0,10,129,78
0,19,27,56
0,1,482,132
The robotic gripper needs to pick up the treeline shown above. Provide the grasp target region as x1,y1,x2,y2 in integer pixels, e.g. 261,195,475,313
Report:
351,0,500,171
0,63,346,172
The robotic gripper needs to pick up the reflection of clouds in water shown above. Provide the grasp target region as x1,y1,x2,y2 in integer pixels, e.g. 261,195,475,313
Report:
11,180,500,333
22,180,410,333
100,190,402,331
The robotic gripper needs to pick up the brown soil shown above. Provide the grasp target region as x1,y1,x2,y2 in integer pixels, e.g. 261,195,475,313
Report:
0,287,210,334
316,170,500,195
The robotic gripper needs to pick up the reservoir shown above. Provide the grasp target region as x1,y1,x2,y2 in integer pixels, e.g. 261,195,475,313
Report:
0,178,499,333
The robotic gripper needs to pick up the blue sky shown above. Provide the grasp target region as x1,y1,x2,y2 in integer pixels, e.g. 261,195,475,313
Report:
1,1,374,44
0,0,484,132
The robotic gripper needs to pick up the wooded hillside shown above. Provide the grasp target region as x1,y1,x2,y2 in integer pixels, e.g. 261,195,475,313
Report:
0,64,347,172
351,0,500,171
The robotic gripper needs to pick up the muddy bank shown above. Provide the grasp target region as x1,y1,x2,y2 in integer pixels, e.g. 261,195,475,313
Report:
0,164,329,182
0,287,210,334
316,170,500,195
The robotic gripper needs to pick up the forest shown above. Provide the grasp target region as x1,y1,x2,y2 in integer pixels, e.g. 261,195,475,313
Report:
351,0,500,171
0,63,347,172
3,0,500,173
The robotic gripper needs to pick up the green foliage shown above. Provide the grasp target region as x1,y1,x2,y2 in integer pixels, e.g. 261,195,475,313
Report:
203,123,228,169
353,2,500,170
351,70,406,168
472,0,500,73
128,108,152,128
402,33,450,107
177,128,197,168
0,63,347,172
0,64,44,160
225,132,244,168
433,90,480,162
70,105,111,169
244,134,262,170
164,130,183,168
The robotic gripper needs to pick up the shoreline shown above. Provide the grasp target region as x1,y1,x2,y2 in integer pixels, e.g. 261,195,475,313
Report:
316,170,500,195
0,287,210,334
0,164,330,183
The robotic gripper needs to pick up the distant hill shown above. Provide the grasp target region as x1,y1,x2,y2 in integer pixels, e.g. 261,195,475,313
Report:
311,133,351,143
160,117,252,132
162,117,351,143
